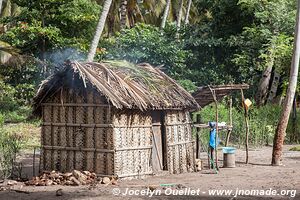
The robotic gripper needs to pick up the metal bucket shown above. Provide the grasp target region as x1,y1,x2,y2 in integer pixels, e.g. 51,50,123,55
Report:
222,147,236,168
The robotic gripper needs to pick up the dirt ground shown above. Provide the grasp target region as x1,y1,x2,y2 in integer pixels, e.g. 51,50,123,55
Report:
1,145,299,200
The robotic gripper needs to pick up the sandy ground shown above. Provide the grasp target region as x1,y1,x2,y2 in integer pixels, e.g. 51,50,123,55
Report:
1,145,300,200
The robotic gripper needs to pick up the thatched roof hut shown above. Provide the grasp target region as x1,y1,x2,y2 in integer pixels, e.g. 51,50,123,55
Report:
33,60,199,178
33,60,198,114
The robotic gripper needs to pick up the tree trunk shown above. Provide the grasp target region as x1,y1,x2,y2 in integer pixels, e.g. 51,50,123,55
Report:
120,0,127,30
176,0,184,33
0,0,3,16
290,94,298,143
161,0,171,29
272,0,300,166
87,0,112,62
184,0,192,25
255,65,273,106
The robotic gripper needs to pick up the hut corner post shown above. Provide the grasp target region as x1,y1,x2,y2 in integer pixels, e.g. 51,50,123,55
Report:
241,89,249,164
225,97,233,147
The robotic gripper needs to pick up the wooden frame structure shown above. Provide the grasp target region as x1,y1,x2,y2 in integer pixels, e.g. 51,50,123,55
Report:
192,84,249,169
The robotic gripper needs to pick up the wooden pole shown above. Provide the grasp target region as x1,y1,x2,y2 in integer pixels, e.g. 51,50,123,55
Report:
209,86,219,170
33,147,36,177
225,97,233,146
196,114,201,159
241,89,249,164
214,94,219,169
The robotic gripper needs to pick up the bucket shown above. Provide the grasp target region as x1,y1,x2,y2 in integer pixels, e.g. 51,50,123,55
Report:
222,147,236,168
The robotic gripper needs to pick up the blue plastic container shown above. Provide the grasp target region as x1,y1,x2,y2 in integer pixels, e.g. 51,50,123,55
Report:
222,147,236,154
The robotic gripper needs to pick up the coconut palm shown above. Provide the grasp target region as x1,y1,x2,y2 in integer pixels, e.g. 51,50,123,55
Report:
184,0,192,24
87,0,113,62
120,0,127,29
176,0,184,30
161,0,171,29
0,0,19,18
0,0,3,15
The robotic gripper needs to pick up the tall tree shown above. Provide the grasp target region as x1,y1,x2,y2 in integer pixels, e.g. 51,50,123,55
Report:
272,0,300,166
87,0,112,62
0,0,3,16
176,0,184,31
120,0,127,29
184,0,192,25
161,0,171,29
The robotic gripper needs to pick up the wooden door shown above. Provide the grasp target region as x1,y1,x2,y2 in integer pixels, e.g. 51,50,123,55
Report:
151,111,164,172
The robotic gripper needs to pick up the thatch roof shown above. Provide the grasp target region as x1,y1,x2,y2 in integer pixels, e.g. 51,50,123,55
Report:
33,60,199,114
192,84,249,107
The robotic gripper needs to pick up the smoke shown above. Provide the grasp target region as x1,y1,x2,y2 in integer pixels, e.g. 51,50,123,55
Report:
43,48,86,67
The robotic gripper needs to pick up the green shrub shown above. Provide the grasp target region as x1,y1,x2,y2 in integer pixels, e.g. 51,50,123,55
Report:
0,114,4,127
287,108,300,143
0,129,24,179
14,84,36,105
101,23,193,81
0,81,17,111
1,106,32,123
193,101,282,148
289,146,300,151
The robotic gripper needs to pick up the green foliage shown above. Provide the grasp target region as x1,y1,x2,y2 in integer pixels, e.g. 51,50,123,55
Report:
194,101,282,147
232,0,296,88
177,79,197,93
2,106,33,123
0,128,24,179
1,0,100,55
0,114,4,127
0,80,17,111
101,23,193,81
14,83,35,105
289,146,300,151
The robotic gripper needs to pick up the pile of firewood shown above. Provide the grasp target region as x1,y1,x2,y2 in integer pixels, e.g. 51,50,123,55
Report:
25,170,97,186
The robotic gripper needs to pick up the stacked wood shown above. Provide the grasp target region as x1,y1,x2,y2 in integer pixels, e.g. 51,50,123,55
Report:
25,170,97,186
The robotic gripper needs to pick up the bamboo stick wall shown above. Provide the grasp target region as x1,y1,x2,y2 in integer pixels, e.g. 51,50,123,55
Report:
40,89,195,177
165,110,195,174
113,110,153,178
40,89,114,175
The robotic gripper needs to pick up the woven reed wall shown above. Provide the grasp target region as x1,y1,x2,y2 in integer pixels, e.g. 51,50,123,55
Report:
40,89,114,176
113,110,153,178
165,110,195,174
40,88,194,177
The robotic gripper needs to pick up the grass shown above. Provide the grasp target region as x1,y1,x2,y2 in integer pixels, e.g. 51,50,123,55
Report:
2,122,41,150
1,106,33,123
289,146,300,151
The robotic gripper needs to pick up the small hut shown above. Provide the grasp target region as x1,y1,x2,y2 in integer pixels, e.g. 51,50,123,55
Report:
33,60,199,178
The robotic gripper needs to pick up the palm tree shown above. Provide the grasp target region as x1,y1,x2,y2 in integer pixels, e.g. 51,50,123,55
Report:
120,0,127,29
272,0,300,166
176,0,184,34
0,0,3,16
184,0,192,24
87,0,113,62
161,0,171,29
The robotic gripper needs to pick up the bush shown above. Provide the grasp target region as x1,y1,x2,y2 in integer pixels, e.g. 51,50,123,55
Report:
0,114,4,127
0,129,24,179
2,106,32,123
193,101,282,148
0,81,18,111
101,23,193,81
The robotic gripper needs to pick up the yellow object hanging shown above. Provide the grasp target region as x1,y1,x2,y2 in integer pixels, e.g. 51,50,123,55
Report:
243,99,252,110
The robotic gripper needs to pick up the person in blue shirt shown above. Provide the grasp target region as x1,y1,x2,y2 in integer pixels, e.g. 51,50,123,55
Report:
208,121,219,169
